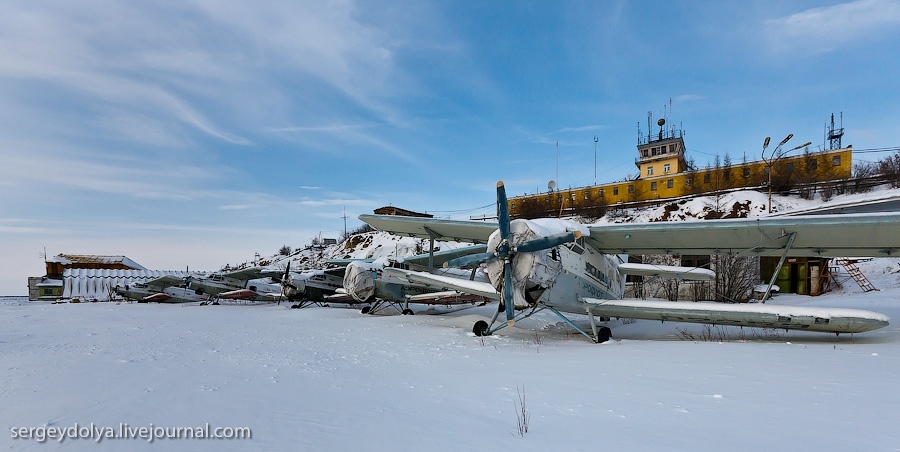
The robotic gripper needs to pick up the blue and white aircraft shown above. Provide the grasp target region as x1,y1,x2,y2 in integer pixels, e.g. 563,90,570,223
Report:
360,181,895,343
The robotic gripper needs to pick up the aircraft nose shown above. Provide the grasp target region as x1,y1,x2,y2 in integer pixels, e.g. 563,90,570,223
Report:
344,263,375,302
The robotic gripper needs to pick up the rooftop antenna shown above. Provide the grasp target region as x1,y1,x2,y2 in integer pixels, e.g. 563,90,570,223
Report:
827,112,844,150
593,135,599,185
342,205,347,238
647,111,652,142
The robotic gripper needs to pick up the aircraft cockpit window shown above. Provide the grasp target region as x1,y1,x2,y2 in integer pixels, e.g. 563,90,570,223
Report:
566,237,585,255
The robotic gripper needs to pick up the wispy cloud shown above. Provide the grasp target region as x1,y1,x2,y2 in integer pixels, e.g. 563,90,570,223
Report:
557,124,607,133
764,0,900,54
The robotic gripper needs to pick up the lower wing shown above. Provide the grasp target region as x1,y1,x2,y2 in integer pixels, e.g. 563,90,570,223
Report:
142,293,172,303
383,268,500,300
584,298,890,334
217,289,259,299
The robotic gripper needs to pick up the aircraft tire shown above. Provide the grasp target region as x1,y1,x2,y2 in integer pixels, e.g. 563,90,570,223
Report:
596,327,612,344
473,320,490,336
361,306,371,314
402,309,414,315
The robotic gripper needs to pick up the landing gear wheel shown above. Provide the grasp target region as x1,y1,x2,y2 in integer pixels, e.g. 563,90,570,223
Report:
596,326,612,344
402,309,414,315
360,306,371,314
473,320,490,336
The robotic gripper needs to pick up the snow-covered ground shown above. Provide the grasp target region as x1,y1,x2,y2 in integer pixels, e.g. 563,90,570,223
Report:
3,258,900,451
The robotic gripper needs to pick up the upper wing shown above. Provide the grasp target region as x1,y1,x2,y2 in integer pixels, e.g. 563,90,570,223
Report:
383,267,500,300
324,245,488,270
220,268,263,282
586,212,900,257
402,244,489,269
585,298,889,334
359,214,497,244
144,275,187,291
617,263,714,281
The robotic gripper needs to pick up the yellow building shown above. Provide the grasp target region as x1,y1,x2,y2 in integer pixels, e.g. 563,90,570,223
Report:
509,126,852,219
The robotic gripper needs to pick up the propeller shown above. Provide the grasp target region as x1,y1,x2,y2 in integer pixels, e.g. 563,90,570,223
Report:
278,260,297,304
441,181,583,327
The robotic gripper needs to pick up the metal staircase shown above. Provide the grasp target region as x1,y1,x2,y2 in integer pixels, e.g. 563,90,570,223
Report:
834,258,877,292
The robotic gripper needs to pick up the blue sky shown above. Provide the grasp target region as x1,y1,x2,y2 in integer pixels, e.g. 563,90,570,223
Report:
3,0,900,294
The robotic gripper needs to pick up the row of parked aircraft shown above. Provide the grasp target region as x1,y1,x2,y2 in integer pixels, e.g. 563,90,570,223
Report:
118,180,898,343
113,248,492,312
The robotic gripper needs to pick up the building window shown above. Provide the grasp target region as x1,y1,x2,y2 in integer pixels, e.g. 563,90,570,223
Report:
627,185,634,194
613,187,619,196
650,182,657,191
685,177,692,186
832,155,841,166
704,173,711,184
570,193,576,201
669,144,675,153
667,179,674,188
743,168,750,178
584,191,591,200
663,163,670,173
511,202,516,209
786,162,795,172
808,159,818,170
647,166,654,176
599,189,604,198
723,170,730,181
642,150,649,157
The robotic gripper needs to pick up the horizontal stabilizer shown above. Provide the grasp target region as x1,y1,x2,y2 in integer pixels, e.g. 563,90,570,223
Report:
617,263,715,281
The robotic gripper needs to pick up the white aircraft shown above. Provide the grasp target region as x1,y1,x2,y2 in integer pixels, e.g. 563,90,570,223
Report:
185,268,279,300
273,261,349,307
333,245,492,315
359,181,895,343
116,276,211,304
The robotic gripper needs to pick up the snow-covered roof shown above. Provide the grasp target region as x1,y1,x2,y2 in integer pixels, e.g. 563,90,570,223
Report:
48,254,145,270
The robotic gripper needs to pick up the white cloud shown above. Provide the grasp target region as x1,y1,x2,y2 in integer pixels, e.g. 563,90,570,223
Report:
765,0,900,54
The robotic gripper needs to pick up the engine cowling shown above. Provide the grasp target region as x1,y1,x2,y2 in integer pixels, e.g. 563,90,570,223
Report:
483,219,562,309
343,261,376,302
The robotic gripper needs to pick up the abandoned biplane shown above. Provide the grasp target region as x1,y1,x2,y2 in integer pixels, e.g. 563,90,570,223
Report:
329,245,492,315
360,181,894,343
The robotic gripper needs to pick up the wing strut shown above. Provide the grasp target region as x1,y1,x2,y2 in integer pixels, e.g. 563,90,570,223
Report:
424,226,439,271
762,231,797,303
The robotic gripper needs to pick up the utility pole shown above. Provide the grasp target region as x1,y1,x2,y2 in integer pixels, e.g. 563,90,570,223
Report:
593,136,599,185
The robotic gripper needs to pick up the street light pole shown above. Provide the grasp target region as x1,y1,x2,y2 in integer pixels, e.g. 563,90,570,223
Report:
761,134,810,213
593,136,598,185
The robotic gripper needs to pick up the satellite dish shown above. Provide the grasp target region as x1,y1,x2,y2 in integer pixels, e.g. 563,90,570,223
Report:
627,173,632,180
548,180,556,191
657,118,665,127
